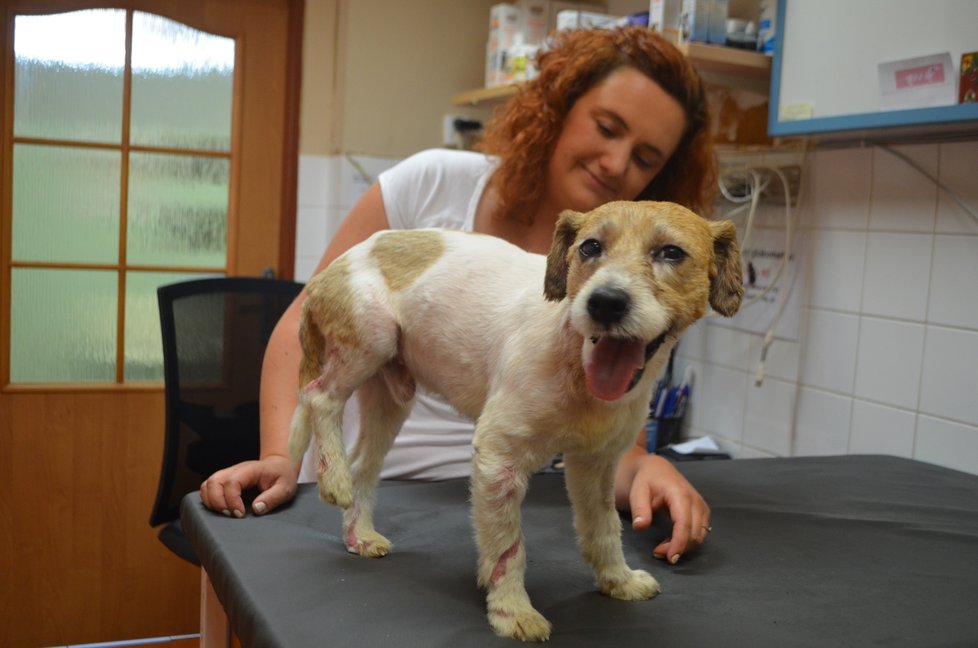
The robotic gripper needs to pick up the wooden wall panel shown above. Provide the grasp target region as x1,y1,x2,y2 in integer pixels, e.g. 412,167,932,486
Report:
0,391,199,646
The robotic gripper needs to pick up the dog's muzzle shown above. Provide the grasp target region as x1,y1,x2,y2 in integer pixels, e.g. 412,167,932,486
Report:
583,286,670,401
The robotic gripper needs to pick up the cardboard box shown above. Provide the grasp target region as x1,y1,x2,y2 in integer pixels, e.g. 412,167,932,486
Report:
679,0,710,43
649,0,682,43
708,0,728,45
517,0,549,46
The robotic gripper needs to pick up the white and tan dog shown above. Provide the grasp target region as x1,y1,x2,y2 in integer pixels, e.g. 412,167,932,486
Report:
289,200,743,641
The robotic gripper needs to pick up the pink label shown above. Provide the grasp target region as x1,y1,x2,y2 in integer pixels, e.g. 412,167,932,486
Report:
895,63,945,88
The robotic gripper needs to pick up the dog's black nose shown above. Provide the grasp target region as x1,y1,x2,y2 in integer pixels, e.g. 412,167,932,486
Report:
587,287,630,326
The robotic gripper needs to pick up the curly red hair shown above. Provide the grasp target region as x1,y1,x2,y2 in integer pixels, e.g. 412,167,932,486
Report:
480,26,717,223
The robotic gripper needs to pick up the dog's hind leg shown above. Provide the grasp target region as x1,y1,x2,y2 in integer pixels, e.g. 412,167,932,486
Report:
562,452,660,601
342,367,414,557
471,417,553,642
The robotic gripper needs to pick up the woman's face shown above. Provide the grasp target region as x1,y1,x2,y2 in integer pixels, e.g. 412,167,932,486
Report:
546,66,687,213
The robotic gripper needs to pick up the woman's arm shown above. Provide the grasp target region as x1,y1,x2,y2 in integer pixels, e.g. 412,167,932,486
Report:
614,430,711,563
200,183,391,517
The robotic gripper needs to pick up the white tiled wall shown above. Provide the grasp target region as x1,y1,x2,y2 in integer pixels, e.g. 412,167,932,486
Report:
678,140,978,475
294,153,401,281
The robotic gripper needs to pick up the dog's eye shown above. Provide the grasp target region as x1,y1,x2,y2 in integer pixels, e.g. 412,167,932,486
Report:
579,239,602,259
654,245,686,263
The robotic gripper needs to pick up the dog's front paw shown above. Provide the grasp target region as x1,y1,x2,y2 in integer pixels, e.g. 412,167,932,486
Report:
600,569,660,601
488,604,552,642
345,529,392,558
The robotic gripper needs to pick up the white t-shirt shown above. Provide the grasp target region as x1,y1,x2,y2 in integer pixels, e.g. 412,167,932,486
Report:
298,149,497,483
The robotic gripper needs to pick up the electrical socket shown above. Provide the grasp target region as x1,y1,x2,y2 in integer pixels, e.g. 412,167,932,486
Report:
717,148,807,206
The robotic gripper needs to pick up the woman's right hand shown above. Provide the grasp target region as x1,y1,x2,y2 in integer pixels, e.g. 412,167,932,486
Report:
200,454,298,518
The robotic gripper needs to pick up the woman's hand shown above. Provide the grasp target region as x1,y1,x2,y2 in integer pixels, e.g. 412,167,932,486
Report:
200,454,298,518
615,442,711,564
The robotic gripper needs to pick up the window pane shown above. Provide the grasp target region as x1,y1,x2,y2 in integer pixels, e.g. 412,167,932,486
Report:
12,144,121,264
10,268,117,382
127,152,229,267
124,270,216,381
13,10,125,143
130,12,234,151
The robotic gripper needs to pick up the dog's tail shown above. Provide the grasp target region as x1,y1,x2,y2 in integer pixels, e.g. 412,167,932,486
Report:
287,303,327,463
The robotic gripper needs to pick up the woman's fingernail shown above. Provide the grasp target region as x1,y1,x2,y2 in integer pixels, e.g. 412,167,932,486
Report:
653,552,666,560
221,509,231,517
632,516,644,527
254,501,267,515
233,509,244,519
670,554,681,565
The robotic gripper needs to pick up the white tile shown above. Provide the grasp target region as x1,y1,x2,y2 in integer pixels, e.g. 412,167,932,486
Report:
293,255,319,283
854,317,925,408
849,400,915,458
675,319,707,362
919,326,978,427
936,141,978,235
687,364,747,442
699,320,753,371
800,308,860,393
808,148,872,230
927,235,978,329
743,377,795,455
861,232,932,321
294,206,328,259
869,144,938,232
914,415,978,475
806,229,867,312
793,387,852,456
749,335,800,383
297,154,332,207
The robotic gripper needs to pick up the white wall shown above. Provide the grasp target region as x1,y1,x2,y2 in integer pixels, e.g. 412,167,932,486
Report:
680,141,978,475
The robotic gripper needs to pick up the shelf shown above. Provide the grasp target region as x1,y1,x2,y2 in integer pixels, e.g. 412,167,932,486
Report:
452,42,772,107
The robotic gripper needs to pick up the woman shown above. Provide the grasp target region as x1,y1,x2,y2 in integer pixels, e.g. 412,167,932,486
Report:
201,26,717,564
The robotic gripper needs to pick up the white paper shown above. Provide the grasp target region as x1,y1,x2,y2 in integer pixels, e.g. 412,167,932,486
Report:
670,436,722,454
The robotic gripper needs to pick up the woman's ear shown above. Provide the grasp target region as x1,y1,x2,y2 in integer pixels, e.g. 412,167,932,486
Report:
708,219,744,317
544,210,584,301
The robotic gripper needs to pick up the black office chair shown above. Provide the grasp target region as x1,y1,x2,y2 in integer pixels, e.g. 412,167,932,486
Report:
150,276,304,564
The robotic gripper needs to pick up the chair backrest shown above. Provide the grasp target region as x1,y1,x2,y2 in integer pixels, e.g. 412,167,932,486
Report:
150,276,304,527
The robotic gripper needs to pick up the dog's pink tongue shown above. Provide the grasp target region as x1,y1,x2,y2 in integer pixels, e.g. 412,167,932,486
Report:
586,337,646,401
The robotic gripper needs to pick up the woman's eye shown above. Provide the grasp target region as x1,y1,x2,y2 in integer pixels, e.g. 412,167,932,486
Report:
579,239,602,259
633,154,654,170
596,121,614,137
654,245,686,263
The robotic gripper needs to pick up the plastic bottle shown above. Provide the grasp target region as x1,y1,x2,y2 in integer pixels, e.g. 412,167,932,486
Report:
757,0,776,55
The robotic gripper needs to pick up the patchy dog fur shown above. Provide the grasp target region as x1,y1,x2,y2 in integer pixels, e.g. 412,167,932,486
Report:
289,201,743,641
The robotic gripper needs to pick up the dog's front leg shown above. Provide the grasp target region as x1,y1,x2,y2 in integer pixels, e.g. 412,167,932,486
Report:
562,452,660,601
471,434,552,642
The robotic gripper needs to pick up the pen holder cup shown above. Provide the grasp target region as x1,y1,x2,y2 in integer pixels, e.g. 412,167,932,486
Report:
645,414,685,451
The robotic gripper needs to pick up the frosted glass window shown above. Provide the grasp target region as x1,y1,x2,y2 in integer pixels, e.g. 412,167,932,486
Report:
12,144,121,264
10,268,117,382
125,270,214,381
130,12,234,151
13,10,125,143
127,152,229,267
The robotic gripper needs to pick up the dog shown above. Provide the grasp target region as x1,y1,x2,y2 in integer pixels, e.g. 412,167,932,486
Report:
288,200,743,641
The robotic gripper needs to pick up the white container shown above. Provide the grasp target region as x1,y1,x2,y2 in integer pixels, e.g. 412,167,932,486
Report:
555,9,619,30
486,3,522,87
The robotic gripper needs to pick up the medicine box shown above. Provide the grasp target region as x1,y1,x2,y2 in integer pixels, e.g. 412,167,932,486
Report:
679,0,710,43
649,0,682,43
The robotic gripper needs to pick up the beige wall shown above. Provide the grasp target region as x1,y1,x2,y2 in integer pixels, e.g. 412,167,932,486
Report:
300,0,498,157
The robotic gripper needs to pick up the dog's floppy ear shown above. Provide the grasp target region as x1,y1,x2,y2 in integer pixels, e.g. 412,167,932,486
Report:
708,219,744,317
544,210,584,301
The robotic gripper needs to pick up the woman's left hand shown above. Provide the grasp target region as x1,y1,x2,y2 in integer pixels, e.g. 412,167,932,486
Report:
615,442,711,564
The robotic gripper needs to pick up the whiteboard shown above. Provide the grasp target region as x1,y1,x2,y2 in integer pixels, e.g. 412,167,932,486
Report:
770,0,978,135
